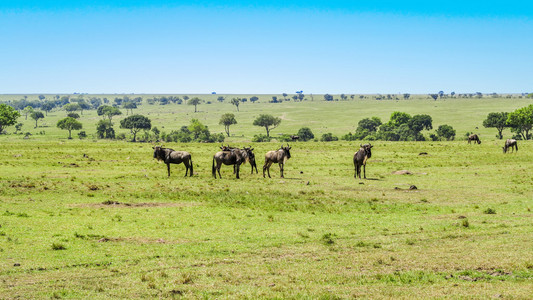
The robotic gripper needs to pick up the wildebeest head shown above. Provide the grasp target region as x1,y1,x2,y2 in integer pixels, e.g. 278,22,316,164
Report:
281,144,292,159
361,143,373,158
153,146,164,160
243,146,255,164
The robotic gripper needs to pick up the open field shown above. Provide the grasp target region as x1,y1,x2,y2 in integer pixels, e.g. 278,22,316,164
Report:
2,94,533,142
1,96,533,298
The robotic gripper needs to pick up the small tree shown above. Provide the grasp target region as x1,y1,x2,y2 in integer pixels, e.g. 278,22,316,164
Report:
57,117,82,139
41,101,55,116
297,127,314,141
483,112,508,139
97,105,122,121
250,96,259,103
506,105,533,140
123,102,137,115
436,124,456,140
0,104,21,133
64,103,81,115
429,94,439,101
120,114,151,142
30,111,44,128
219,113,237,137
67,113,80,119
253,114,281,137
23,106,34,120
188,118,208,140
230,98,241,111
96,119,115,139
188,97,202,112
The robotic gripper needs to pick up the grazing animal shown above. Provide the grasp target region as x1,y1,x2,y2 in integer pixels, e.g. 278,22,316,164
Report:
263,144,292,178
291,135,300,141
212,146,253,179
503,139,518,153
153,146,193,177
354,143,373,179
219,145,257,174
468,134,481,144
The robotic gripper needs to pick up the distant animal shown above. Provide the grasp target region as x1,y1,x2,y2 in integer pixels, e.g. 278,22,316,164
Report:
291,135,300,141
354,143,373,179
212,146,254,179
263,144,292,178
468,134,481,144
503,139,518,153
153,146,193,177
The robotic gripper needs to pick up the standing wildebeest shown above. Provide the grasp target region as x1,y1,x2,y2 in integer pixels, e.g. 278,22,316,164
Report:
212,146,254,179
468,134,481,144
291,135,300,141
153,146,193,177
354,143,373,179
503,139,518,153
263,144,292,178
219,145,258,174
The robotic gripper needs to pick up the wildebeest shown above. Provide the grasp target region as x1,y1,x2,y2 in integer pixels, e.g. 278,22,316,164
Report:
263,144,292,178
212,146,254,179
153,146,193,177
503,139,518,153
354,143,373,179
219,145,257,174
291,135,299,141
468,134,481,144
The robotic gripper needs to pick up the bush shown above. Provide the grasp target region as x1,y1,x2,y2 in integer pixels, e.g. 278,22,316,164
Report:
320,133,338,142
278,134,293,142
252,134,272,142
297,127,315,141
436,124,456,141
77,131,87,139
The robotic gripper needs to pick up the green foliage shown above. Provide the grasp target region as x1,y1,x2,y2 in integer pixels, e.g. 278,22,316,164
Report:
120,114,151,142
320,132,338,142
253,114,281,137
77,131,87,139
187,97,202,112
483,112,509,139
219,113,237,137
67,112,80,119
278,134,293,142
230,98,241,111
97,105,122,121
63,103,81,113
251,133,272,142
436,124,456,140
30,111,45,128
297,127,315,141
484,208,496,214
57,117,83,139
96,119,115,139
506,105,533,140
0,104,21,133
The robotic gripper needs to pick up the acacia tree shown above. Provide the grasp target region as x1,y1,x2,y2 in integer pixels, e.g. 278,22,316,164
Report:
97,105,122,121
230,98,241,111
507,105,533,140
123,102,137,115
23,106,34,120
30,111,44,128
188,97,202,112
483,112,508,139
0,104,21,133
120,114,151,142
64,103,81,115
57,117,82,139
253,114,281,137
219,113,237,137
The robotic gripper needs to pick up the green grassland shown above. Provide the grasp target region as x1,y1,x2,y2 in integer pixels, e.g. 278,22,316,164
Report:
1,96,533,298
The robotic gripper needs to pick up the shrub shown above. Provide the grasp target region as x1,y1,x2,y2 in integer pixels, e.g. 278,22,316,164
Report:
320,133,338,142
252,134,272,142
484,208,496,214
297,127,315,141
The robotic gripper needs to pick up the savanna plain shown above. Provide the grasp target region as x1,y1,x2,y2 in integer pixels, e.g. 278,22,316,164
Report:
1,95,532,299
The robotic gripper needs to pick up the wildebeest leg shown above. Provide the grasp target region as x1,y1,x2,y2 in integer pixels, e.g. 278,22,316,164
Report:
279,163,284,178
235,164,240,179
183,161,189,177
263,162,273,178
217,162,223,178
166,163,171,177
363,163,366,179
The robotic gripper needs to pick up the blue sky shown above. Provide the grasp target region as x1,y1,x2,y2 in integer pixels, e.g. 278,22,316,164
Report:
1,1,532,94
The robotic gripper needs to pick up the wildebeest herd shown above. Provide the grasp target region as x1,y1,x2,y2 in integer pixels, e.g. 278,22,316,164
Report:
153,138,518,179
